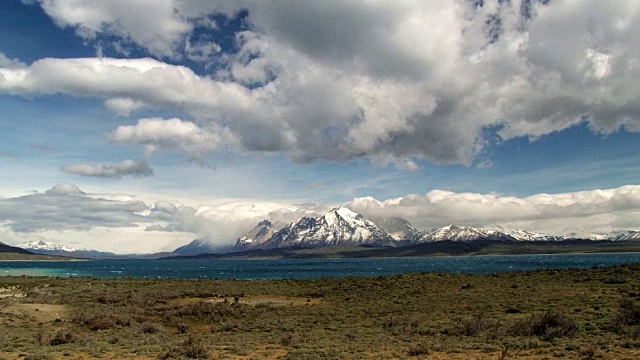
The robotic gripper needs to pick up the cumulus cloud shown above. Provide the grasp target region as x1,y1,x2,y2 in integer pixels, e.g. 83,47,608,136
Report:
45,183,85,195
0,183,324,252
109,118,236,164
146,200,326,246
29,0,192,58
347,185,640,236
0,52,26,68
3,183,640,253
4,0,640,167
0,184,146,232
61,159,153,179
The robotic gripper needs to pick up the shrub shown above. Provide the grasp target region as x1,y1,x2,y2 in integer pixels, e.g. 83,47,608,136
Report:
49,329,79,346
159,334,209,359
383,315,421,335
453,312,499,337
611,300,640,334
75,313,132,330
140,321,164,334
613,300,640,326
510,311,578,340
407,342,430,356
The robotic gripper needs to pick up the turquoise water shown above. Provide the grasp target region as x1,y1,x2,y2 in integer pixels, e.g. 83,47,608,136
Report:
2,253,640,280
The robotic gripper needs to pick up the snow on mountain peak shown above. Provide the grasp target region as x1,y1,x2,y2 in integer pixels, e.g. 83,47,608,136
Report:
417,224,514,243
237,207,395,249
17,240,79,252
335,206,358,220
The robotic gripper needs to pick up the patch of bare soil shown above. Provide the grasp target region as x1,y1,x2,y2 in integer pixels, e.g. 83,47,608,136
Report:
0,286,25,298
1,303,69,323
171,295,321,307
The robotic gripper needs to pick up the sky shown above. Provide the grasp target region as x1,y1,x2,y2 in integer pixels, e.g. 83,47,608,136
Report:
0,0,639,253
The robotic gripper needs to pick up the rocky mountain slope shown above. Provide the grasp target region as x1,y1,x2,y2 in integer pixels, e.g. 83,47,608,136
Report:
236,207,395,250
235,220,286,249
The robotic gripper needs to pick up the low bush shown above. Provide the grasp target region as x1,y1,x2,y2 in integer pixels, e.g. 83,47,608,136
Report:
407,341,430,356
510,311,578,340
49,329,80,346
74,313,132,330
611,299,640,335
159,334,209,359
140,321,164,334
452,312,500,337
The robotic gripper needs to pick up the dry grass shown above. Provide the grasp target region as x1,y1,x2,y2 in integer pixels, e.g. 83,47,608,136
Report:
1,264,640,358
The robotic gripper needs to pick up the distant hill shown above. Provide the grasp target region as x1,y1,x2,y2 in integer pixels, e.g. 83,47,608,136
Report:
0,240,76,261
16,240,118,259
0,241,33,254
172,239,218,256
15,240,176,259
167,239,640,260
162,206,640,257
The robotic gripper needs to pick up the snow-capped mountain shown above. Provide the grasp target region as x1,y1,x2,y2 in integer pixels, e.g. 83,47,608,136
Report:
16,240,117,258
606,230,640,241
235,220,286,249
415,224,516,243
481,225,566,241
17,240,81,252
237,207,395,250
367,216,419,241
412,224,573,243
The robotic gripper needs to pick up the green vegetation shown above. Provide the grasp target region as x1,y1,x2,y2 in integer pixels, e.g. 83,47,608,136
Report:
2,264,640,358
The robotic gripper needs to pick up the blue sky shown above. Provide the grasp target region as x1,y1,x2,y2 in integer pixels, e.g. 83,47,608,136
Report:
1,1,639,253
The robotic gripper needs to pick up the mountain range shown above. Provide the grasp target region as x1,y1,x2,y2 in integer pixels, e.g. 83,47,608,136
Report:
11,207,640,258
231,207,640,252
236,207,395,250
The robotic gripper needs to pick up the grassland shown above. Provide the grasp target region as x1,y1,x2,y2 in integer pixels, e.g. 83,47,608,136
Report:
2,264,640,359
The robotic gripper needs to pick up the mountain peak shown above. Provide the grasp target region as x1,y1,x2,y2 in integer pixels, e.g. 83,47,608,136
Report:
335,206,358,219
418,224,514,243
236,207,395,250
235,219,285,249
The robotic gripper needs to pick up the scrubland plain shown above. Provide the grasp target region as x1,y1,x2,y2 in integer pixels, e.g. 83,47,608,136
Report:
2,264,640,359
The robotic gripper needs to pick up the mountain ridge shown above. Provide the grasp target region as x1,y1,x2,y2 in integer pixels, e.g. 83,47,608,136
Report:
236,207,395,250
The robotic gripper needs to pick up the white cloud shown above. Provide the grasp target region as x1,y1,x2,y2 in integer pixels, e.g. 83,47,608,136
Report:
3,183,640,253
104,97,145,116
0,52,26,68
347,185,640,236
61,159,153,179
46,183,85,195
32,0,192,58
4,0,640,168
109,118,237,164
0,184,324,252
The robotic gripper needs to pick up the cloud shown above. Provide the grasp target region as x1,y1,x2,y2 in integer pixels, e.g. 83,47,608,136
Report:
109,118,237,164
5,1,640,168
0,52,26,68
61,159,153,179
46,183,85,195
0,183,324,252
30,0,192,58
3,183,640,253
0,184,146,232
146,200,328,246
347,185,640,236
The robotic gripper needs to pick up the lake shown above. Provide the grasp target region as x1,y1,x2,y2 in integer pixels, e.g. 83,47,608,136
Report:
2,253,640,280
